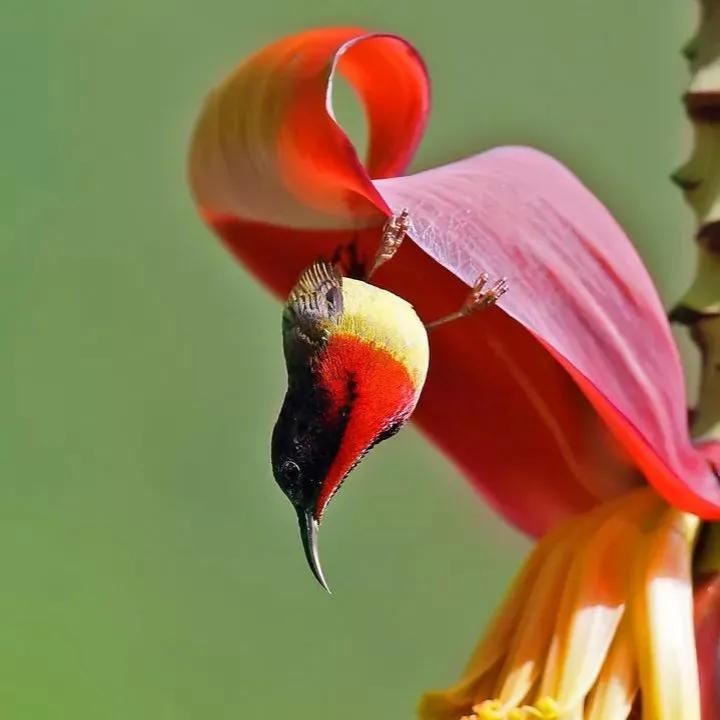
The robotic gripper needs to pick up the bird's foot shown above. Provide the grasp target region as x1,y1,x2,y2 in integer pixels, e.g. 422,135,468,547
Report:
425,272,508,331
366,209,410,280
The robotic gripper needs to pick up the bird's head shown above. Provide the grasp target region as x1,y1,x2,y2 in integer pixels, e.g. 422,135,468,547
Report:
271,262,429,591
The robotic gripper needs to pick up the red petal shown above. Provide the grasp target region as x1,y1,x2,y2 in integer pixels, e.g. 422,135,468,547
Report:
189,29,719,535
376,150,720,518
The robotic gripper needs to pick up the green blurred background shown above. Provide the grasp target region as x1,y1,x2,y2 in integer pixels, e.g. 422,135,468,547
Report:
1,1,696,718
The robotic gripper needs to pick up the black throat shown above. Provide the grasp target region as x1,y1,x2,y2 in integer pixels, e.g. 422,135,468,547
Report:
271,363,356,512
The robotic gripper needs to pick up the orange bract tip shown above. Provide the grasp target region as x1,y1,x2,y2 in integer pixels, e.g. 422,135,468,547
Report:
189,27,429,231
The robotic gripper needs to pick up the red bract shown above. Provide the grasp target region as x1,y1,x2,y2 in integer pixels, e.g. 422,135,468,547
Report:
189,28,719,536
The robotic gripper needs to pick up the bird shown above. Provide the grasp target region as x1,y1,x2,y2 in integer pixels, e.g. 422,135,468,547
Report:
271,259,430,592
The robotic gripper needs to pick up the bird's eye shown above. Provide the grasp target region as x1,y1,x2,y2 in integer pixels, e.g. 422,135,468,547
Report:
325,286,341,310
282,460,301,484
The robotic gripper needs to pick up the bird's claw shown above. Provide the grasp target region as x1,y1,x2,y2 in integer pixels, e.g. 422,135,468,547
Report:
367,209,410,279
461,273,509,316
425,272,508,331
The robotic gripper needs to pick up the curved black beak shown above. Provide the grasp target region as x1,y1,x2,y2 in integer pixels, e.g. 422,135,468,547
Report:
297,509,331,594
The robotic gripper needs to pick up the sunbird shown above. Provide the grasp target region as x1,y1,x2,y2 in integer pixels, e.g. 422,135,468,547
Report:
270,213,508,591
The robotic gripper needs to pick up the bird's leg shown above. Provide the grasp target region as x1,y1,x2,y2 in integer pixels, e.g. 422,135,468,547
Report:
425,273,509,331
366,208,410,280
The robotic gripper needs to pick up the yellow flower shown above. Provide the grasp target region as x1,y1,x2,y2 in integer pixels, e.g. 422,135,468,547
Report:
420,490,700,720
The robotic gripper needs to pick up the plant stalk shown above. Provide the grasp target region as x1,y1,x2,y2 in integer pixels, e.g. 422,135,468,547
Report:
671,0,720,445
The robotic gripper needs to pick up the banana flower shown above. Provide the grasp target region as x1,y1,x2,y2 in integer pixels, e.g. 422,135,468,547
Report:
188,27,720,720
